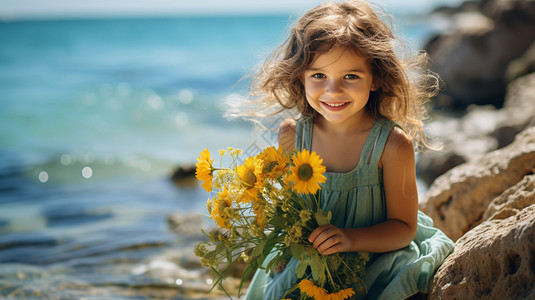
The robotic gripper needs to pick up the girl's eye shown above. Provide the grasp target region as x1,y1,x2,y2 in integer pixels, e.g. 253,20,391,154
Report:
312,73,326,79
344,74,360,79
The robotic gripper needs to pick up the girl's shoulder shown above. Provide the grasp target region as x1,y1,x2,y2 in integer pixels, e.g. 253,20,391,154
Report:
278,118,297,153
379,125,415,168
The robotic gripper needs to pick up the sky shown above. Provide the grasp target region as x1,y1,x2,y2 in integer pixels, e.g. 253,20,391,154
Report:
0,0,463,20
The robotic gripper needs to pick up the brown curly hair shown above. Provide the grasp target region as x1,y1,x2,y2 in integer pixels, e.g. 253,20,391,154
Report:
230,0,439,149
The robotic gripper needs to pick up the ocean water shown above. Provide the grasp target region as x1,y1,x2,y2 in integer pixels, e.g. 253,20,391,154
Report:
0,7,449,299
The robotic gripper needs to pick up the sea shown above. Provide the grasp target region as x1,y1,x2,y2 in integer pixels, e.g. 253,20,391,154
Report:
0,2,460,299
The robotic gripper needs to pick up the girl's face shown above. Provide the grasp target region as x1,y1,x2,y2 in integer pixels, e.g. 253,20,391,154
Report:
303,47,376,125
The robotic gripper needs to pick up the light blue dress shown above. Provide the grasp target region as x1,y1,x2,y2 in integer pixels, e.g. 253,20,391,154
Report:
244,118,454,300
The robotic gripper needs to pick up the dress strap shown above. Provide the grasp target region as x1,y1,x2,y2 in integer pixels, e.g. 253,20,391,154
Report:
358,119,396,167
294,117,312,151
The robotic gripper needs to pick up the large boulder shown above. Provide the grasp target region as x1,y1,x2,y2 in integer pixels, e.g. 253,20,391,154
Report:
428,204,535,299
419,126,535,241
424,0,535,109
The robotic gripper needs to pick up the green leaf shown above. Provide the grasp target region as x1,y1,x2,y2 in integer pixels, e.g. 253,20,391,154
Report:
303,245,317,257
310,254,325,284
291,244,305,260
265,251,282,272
226,247,232,264
269,214,285,227
239,264,256,296
314,210,332,226
251,239,266,258
295,257,310,278
260,230,282,264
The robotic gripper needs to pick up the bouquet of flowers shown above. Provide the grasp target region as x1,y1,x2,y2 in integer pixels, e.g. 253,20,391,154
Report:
193,146,369,299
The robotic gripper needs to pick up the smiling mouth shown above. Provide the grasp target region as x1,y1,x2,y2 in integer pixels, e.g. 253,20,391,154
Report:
321,101,350,109
324,102,347,107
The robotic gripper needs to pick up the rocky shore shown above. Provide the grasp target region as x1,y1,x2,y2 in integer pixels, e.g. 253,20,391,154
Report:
417,0,535,298
420,125,535,298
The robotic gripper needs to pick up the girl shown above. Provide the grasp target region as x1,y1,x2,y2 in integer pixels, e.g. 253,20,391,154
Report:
239,0,454,299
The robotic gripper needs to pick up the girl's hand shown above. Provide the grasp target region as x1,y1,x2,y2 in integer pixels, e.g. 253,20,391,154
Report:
273,259,288,273
308,224,352,255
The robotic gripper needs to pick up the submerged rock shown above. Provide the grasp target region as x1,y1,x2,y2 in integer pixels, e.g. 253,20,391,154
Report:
167,211,207,239
170,164,198,188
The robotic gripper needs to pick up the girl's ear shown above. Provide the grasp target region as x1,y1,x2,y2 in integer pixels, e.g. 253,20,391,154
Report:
371,80,379,92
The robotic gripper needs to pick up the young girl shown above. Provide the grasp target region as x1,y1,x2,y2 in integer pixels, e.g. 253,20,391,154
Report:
240,1,454,299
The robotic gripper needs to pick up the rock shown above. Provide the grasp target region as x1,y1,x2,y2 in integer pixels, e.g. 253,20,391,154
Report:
166,212,252,296
167,211,207,239
421,73,535,299
483,173,535,221
424,0,535,109
428,204,535,300
494,73,535,148
420,126,535,241
417,73,535,185
431,1,481,16
417,106,503,186
131,248,233,299
170,164,198,187
506,41,535,83
417,149,465,187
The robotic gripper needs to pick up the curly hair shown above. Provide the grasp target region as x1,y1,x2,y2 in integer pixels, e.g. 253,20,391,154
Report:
229,0,439,149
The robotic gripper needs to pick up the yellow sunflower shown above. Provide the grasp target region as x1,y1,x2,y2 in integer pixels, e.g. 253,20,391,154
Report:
328,288,355,300
287,149,326,194
196,148,214,192
257,146,289,180
298,279,327,299
210,188,232,229
236,156,263,204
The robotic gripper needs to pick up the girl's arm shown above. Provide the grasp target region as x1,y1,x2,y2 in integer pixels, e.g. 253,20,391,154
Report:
278,118,296,153
309,127,419,255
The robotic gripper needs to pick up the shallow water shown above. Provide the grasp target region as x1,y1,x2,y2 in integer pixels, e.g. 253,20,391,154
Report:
0,161,222,299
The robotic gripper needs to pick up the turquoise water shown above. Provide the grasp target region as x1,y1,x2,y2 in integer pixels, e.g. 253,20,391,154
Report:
0,12,441,299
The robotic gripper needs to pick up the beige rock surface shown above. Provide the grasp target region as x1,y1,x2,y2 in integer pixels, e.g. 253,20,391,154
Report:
428,204,535,300
483,173,535,221
420,126,535,241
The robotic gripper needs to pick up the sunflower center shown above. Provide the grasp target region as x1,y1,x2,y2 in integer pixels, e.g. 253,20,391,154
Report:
297,164,313,181
243,169,257,189
263,161,278,173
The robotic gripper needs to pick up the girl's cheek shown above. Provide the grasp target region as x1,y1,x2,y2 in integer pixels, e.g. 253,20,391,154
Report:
305,81,323,96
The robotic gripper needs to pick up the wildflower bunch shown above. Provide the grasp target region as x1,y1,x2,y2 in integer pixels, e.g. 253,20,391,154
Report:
194,146,369,299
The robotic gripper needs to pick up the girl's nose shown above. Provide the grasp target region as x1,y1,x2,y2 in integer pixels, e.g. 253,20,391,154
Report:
326,79,343,95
